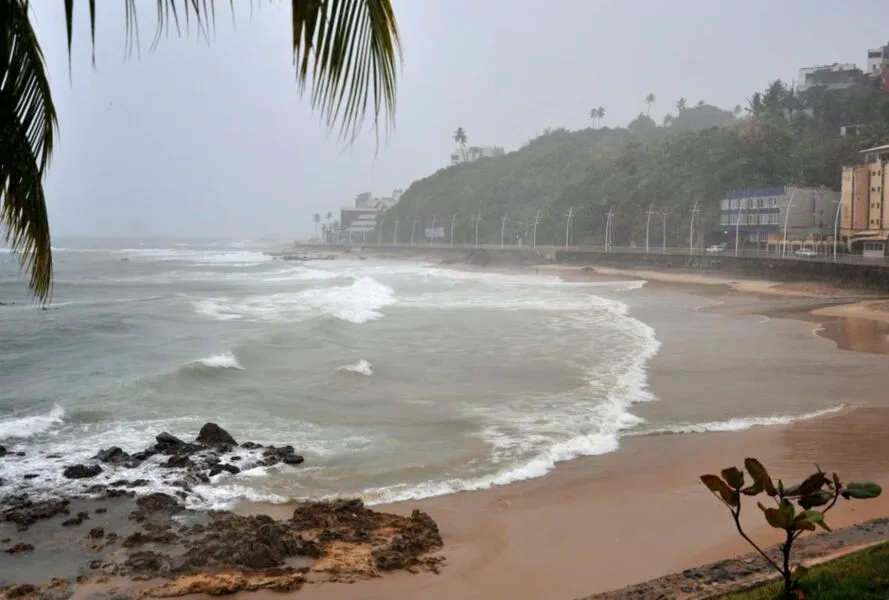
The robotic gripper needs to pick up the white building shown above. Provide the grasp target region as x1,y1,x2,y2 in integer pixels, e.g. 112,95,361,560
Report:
450,145,505,166
868,43,889,76
797,63,861,92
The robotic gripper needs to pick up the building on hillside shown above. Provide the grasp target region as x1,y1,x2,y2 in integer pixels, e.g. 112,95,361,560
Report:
340,189,402,242
449,145,505,166
717,186,839,253
840,144,889,256
797,63,862,92
868,43,889,75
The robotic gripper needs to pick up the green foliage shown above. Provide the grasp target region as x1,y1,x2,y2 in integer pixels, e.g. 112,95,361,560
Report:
394,77,889,250
701,459,882,599
727,542,889,600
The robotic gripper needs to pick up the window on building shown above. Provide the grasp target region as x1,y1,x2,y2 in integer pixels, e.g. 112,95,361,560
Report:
720,215,729,226
864,241,885,252
730,199,738,210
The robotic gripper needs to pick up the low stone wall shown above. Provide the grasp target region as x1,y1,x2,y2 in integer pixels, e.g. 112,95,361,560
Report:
285,244,546,267
555,250,889,292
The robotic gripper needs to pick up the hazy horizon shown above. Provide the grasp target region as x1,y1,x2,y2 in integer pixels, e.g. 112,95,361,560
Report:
33,0,889,238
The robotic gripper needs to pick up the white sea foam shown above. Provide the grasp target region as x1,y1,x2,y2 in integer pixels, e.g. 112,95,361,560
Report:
193,276,395,324
193,352,244,370
337,359,374,376
0,405,66,440
638,404,846,436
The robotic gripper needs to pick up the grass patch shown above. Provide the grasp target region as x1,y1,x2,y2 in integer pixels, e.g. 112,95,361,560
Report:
726,542,889,599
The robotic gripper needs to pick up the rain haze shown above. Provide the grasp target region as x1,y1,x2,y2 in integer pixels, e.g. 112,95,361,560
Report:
35,0,889,238
9,2,889,598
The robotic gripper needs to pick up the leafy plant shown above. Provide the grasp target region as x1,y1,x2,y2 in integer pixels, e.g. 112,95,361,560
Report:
701,458,882,599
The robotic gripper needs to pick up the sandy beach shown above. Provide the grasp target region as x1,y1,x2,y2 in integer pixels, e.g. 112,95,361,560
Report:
243,263,889,600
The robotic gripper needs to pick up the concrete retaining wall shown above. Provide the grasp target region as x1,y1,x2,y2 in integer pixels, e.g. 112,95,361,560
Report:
555,250,889,292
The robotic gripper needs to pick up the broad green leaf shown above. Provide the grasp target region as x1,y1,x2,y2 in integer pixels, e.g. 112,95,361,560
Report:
721,466,745,490
844,482,882,499
701,474,738,507
745,458,778,496
798,490,832,509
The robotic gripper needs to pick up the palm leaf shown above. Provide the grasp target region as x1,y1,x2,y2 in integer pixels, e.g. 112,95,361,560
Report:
0,0,57,302
67,1,400,140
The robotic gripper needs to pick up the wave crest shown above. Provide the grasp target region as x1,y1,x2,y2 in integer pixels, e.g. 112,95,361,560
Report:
337,359,374,376
0,405,66,440
191,352,244,370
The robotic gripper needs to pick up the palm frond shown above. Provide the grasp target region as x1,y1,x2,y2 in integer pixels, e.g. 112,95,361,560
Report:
0,0,57,302
67,1,401,141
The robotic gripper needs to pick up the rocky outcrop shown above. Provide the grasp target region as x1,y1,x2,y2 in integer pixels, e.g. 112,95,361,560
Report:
62,464,102,479
95,446,130,465
145,570,305,597
195,422,237,447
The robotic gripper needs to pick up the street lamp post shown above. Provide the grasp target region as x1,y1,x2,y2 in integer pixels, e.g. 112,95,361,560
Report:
781,191,797,258
500,214,509,249
832,199,842,262
473,213,482,248
604,206,614,251
532,209,541,249
430,216,438,246
734,197,744,256
645,203,655,254
450,214,457,247
565,207,574,248
661,211,670,254
689,200,700,255
410,218,418,246
393,217,399,244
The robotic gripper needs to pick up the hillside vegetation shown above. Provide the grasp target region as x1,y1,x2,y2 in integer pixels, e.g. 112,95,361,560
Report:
387,79,889,247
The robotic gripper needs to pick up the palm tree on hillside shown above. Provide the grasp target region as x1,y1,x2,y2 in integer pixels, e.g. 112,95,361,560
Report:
697,100,705,107
596,106,606,127
1,0,401,302
589,107,599,128
313,213,321,239
676,97,687,113
645,93,656,117
733,104,742,118
663,113,674,127
453,127,468,161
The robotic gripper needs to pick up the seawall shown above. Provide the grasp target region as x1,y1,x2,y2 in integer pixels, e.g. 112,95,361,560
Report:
556,250,889,292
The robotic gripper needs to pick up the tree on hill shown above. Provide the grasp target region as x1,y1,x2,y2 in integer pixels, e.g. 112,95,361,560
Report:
313,213,321,238
663,113,674,127
676,97,687,113
645,93,657,117
627,113,658,135
2,0,401,301
733,105,742,118
596,106,606,127
453,127,468,160
669,103,737,132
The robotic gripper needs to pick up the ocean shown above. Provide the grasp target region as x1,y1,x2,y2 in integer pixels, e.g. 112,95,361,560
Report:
0,238,847,510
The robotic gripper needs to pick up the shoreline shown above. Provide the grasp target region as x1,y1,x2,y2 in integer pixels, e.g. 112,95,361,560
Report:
7,260,889,599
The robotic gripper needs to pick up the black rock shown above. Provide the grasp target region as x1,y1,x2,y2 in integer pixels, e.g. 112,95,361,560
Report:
241,441,263,450
130,450,155,462
23,473,38,480
196,422,238,447
209,463,240,477
63,464,102,479
282,453,305,466
15,451,25,457
0,445,6,457
95,446,131,464
45,453,62,459
154,432,186,452
164,454,192,468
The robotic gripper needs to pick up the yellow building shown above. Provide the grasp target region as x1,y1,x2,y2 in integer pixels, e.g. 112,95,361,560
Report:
841,144,889,256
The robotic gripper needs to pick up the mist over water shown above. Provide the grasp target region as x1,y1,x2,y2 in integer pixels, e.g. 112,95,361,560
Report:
0,238,843,509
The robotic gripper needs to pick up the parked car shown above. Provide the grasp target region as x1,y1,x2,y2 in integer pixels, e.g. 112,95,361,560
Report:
705,243,727,253
794,247,817,258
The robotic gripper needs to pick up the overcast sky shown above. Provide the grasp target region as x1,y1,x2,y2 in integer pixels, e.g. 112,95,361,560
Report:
33,0,889,238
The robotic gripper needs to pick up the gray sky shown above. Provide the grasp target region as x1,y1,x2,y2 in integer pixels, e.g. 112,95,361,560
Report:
33,0,889,238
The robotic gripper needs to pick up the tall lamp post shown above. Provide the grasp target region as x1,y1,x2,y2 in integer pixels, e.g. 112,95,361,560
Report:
500,214,509,249
565,208,574,248
645,203,656,254
781,191,797,258
832,199,842,262
450,214,457,248
689,200,700,255
473,213,482,248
